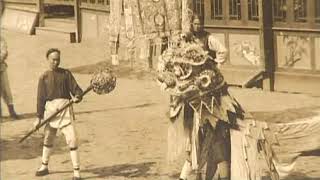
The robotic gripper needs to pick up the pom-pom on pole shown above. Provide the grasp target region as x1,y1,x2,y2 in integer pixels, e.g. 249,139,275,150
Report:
90,68,116,95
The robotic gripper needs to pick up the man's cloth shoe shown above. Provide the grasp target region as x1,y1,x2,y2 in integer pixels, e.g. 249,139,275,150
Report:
35,168,49,176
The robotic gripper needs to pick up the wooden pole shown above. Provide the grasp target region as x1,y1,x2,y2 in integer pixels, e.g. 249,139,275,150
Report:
258,0,275,91
0,71,2,119
36,0,44,27
74,0,81,42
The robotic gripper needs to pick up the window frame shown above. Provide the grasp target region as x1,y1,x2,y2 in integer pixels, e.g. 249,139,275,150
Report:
193,0,205,18
80,0,109,6
273,0,320,29
211,0,223,20
273,0,287,22
293,0,307,23
248,0,259,21
203,0,259,28
315,0,320,23
229,0,242,20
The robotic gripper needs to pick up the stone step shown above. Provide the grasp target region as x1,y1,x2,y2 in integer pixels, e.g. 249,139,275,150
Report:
35,26,76,43
44,17,75,32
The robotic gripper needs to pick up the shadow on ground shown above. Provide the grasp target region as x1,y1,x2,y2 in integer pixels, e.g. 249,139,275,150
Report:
49,162,157,179
48,161,182,179
0,112,37,123
283,172,320,180
251,106,320,123
0,135,90,162
0,103,156,123
83,162,156,179
76,103,157,115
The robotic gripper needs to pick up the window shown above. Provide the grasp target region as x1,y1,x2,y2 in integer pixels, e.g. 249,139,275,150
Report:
229,0,241,20
273,0,287,22
98,0,104,4
194,0,204,18
81,0,109,5
294,0,307,22
316,0,320,23
211,0,223,20
248,0,259,21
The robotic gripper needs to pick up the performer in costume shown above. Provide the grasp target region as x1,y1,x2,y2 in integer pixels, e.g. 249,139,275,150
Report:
160,15,295,180
157,16,244,180
34,48,83,180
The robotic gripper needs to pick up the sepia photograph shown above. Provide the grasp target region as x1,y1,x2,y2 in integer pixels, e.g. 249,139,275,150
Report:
0,0,320,180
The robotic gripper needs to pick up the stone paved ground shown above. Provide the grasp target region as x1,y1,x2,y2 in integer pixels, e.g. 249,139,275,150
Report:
1,30,320,180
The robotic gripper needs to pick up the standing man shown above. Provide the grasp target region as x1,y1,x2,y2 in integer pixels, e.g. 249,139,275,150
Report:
0,37,19,119
34,48,83,180
184,15,227,68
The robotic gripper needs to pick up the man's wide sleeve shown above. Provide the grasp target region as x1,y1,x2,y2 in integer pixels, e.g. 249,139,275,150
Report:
67,70,83,97
37,75,46,119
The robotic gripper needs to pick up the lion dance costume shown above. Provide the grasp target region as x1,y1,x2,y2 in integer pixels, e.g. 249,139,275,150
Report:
158,36,243,179
157,36,279,180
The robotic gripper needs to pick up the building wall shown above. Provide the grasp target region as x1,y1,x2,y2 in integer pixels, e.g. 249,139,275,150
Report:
1,1,38,34
201,0,320,95
81,9,109,39
205,27,263,85
4,0,37,11
270,0,320,95
273,31,320,95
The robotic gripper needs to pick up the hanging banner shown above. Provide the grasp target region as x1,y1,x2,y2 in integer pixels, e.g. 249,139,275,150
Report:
137,0,165,35
123,0,135,40
163,0,181,33
181,0,193,33
132,0,144,35
109,0,123,55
